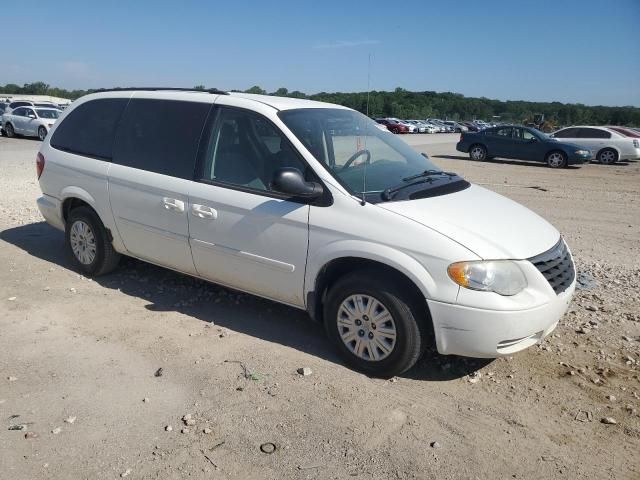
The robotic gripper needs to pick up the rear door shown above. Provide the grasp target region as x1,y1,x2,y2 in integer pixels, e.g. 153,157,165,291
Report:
9,108,26,133
108,96,212,274
484,127,513,157
188,104,311,307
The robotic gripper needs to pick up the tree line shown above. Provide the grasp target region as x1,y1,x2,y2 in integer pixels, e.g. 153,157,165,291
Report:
2,82,638,126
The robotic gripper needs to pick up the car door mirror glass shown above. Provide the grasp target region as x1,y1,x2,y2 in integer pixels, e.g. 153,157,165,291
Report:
271,167,323,198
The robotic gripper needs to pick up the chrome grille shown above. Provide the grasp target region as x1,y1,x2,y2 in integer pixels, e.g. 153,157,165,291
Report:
528,239,575,294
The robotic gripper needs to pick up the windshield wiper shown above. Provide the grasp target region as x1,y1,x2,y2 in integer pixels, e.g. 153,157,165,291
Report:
382,171,458,201
402,170,456,182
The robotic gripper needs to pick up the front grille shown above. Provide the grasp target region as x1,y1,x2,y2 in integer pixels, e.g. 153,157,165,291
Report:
528,238,575,294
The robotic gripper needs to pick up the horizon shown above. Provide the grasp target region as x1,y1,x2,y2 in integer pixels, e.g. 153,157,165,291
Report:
3,0,639,107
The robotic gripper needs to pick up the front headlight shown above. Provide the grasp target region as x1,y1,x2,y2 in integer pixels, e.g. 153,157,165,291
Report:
447,260,527,296
575,150,590,155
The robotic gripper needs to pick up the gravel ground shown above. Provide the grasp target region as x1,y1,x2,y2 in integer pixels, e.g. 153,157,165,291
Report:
1,134,639,479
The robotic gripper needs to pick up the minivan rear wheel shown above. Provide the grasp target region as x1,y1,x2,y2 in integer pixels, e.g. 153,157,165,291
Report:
65,206,120,276
324,271,426,378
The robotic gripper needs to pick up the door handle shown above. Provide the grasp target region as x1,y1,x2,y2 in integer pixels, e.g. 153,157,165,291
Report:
162,197,185,213
191,204,217,219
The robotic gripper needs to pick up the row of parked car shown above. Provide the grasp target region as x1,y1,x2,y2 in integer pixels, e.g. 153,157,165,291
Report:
0,99,68,140
456,124,640,168
375,118,479,134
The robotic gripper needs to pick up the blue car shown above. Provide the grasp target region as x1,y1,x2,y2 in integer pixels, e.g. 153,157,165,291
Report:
456,125,592,168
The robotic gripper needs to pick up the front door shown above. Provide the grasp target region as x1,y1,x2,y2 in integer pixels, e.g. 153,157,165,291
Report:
188,106,311,307
10,108,27,134
511,127,546,161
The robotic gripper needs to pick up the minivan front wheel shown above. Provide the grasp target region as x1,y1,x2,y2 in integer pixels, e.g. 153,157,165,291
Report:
324,271,426,378
65,206,120,276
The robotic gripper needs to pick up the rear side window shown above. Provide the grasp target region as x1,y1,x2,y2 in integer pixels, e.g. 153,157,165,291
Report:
553,128,579,138
51,98,128,160
113,99,211,179
577,128,611,139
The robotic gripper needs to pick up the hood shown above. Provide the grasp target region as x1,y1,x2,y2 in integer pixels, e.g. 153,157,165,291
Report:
378,184,560,260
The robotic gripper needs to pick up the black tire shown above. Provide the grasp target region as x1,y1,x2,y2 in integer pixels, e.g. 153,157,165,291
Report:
469,144,487,161
38,126,47,141
324,270,428,378
596,148,618,165
545,150,568,168
65,206,120,276
391,127,400,134
5,123,15,138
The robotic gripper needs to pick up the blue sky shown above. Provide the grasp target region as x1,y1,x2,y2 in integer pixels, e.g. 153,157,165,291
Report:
4,0,639,106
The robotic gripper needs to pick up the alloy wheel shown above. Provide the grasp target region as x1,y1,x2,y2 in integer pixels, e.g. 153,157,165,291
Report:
547,152,565,168
470,146,486,160
599,150,616,164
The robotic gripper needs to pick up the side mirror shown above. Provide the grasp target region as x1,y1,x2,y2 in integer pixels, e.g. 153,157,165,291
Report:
271,167,323,199
28,114,36,119
529,137,538,142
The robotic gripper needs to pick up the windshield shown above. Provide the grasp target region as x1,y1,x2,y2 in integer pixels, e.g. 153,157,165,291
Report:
279,108,445,195
36,109,60,119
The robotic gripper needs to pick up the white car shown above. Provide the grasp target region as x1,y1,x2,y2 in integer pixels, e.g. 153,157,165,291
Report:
36,89,575,377
406,120,427,133
550,126,640,164
2,106,61,140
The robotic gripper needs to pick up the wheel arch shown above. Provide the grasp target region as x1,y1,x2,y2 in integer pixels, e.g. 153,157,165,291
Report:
305,243,437,323
596,146,620,160
60,187,98,223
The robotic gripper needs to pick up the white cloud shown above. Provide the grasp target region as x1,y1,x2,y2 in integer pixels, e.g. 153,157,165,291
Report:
313,39,380,49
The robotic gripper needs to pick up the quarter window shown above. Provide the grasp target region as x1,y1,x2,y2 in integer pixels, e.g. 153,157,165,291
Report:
577,128,611,139
51,98,129,160
113,99,211,179
198,107,307,192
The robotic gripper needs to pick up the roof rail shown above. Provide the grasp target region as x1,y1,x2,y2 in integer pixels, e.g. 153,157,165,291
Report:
90,87,229,95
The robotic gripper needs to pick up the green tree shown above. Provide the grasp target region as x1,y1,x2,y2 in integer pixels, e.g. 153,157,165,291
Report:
245,85,266,95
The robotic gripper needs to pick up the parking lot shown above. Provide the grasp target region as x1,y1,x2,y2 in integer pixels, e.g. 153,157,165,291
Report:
1,134,639,479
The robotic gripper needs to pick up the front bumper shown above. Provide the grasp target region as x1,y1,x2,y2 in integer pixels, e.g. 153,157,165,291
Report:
427,280,575,358
568,153,591,165
37,194,64,231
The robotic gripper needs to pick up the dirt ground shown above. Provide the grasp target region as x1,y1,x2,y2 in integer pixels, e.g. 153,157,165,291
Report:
1,134,639,480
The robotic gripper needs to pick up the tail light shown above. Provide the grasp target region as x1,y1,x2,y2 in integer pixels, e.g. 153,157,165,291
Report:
36,152,45,179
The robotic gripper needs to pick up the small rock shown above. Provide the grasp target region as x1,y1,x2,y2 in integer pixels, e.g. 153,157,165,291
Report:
69,288,76,293
601,417,617,425
120,469,131,478
622,335,632,342
7,376,17,382
606,395,616,402
297,367,313,376
43,287,50,292
64,416,76,424
585,305,597,312
142,397,149,403
165,425,173,432
181,428,189,434
24,431,39,439
154,368,163,377
260,442,276,454
430,441,442,449
203,427,212,434
8,424,26,431
51,427,62,435
8,297,16,301
468,372,481,384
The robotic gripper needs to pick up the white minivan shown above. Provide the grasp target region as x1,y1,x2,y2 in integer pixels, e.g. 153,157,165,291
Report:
36,89,576,377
